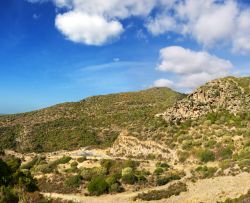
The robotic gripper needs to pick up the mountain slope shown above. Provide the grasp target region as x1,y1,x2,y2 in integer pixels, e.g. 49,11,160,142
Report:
0,87,185,152
110,77,250,165
158,76,250,124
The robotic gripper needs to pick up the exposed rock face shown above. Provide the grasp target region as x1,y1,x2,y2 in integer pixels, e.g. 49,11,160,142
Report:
109,131,171,160
157,77,250,123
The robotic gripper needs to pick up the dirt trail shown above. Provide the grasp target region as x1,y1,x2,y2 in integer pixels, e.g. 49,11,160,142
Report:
157,172,250,203
42,192,136,203
43,172,250,203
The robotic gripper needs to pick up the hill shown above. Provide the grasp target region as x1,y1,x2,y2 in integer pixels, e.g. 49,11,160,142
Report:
110,76,250,164
1,76,250,203
158,76,250,123
0,87,185,152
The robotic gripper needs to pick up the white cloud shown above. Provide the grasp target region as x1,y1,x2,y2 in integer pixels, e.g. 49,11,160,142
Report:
55,11,123,45
145,0,250,54
177,72,227,89
158,46,233,74
156,46,233,89
53,0,72,8
146,14,177,35
189,1,238,47
153,79,174,88
233,9,250,54
27,0,250,53
53,0,158,45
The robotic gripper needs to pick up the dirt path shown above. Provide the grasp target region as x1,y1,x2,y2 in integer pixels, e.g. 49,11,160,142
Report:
42,192,136,203
42,172,250,203
157,172,250,203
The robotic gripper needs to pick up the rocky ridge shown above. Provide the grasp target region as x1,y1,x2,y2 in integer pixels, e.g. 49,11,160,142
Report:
157,77,250,123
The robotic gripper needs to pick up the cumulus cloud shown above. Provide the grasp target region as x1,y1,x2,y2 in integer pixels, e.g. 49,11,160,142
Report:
156,46,233,89
27,0,250,53
158,46,233,74
53,0,158,45
146,14,177,35
233,9,250,54
153,79,174,88
145,0,250,54
55,12,123,45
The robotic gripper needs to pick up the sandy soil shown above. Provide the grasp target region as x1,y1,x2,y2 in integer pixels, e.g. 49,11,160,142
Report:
42,172,250,203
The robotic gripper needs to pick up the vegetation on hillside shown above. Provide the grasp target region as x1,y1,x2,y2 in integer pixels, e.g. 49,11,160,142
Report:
0,87,184,152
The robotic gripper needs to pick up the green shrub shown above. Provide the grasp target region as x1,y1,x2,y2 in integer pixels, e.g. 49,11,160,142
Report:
64,175,82,188
156,162,169,169
109,183,123,193
194,166,217,179
12,170,38,192
0,148,4,156
218,147,233,160
39,164,54,174
55,156,72,165
0,186,18,203
154,167,164,175
123,159,139,169
21,156,41,170
121,167,133,176
105,174,120,186
70,161,78,167
87,176,109,196
0,159,11,185
197,149,215,162
121,174,137,185
77,156,87,163
156,174,181,186
135,182,187,201
136,174,147,183
81,168,95,181
237,147,250,160
6,157,21,173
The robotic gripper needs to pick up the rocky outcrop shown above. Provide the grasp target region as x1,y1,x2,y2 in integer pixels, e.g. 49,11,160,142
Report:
109,131,171,160
157,77,250,123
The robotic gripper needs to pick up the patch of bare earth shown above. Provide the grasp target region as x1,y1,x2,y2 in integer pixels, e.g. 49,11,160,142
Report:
42,172,250,203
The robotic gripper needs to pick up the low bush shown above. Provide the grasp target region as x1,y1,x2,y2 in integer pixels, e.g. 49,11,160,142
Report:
196,149,215,163
121,174,137,185
105,174,120,186
156,174,181,186
21,156,39,170
193,166,217,179
77,156,87,163
109,183,123,193
0,186,18,203
64,175,82,188
154,167,164,175
156,162,169,169
70,161,78,167
218,146,233,160
135,182,187,201
87,176,109,196
121,167,133,176
5,157,21,173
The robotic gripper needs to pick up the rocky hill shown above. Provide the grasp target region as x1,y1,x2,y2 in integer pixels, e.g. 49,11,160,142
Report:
157,76,250,124
0,87,184,152
1,76,250,203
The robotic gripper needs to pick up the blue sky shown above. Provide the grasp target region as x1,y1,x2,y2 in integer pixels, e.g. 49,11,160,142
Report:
0,0,250,114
